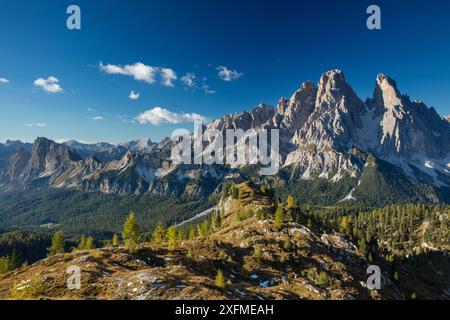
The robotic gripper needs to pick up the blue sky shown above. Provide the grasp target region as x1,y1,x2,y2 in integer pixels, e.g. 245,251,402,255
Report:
0,0,449,144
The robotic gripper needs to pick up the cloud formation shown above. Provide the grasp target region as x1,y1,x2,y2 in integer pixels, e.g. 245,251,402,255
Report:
129,90,140,100
25,122,48,127
91,116,104,121
136,107,208,126
33,76,63,93
217,66,243,81
181,73,196,88
201,84,216,94
100,62,157,84
100,62,177,87
160,68,177,87
0,77,9,84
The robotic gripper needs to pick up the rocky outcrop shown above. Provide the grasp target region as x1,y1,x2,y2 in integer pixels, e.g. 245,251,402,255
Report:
64,140,128,163
274,81,317,136
366,74,450,159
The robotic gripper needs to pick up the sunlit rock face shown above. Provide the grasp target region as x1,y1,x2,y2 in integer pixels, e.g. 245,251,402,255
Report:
1,70,449,195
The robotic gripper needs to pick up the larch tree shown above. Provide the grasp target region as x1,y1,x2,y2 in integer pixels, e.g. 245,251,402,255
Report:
112,234,119,246
152,223,166,245
122,212,141,253
166,226,178,251
85,236,95,250
48,231,65,256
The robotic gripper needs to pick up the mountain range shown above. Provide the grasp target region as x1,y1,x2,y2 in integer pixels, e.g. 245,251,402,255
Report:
1,70,449,206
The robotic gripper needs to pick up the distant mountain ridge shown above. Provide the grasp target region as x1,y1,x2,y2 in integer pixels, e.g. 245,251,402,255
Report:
1,70,449,205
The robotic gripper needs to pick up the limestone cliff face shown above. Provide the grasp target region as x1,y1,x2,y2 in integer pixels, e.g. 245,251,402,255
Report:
367,74,450,159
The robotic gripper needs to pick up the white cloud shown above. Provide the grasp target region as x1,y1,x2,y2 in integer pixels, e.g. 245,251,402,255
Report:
116,114,137,125
129,90,140,100
25,122,48,127
33,76,63,93
56,138,95,144
91,116,104,121
99,62,177,87
136,107,208,126
100,62,157,84
181,73,196,88
217,66,243,81
0,77,10,84
201,84,216,94
160,68,177,87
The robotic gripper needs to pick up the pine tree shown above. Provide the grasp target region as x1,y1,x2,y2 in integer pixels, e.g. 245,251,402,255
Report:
215,269,226,289
197,224,204,239
212,213,222,229
112,234,119,246
306,203,312,213
188,227,196,240
394,271,399,281
256,208,267,221
222,185,229,199
283,238,293,251
78,236,87,250
253,245,262,261
339,216,350,235
152,223,166,244
285,210,293,222
274,207,285,230
201,219,211,238
260,185,266,194
48,231,65,256
0,257,9,274
177,228,185,241
287,195,295,208
231,186,239,199
85,236,95,250
10,250,21,269
358,238,367,256
167,226,178,251
122,212,140,253
316,271,329,287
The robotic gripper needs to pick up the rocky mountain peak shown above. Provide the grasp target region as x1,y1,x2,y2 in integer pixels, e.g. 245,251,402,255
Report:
372,73,403,112
121,138,155,154
31,137,80,172
317,69,346,90
251,103,274,119
6,146,31,180
289,81,316,106
277,81,317,134
315,69,364,115
276,97,289,113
